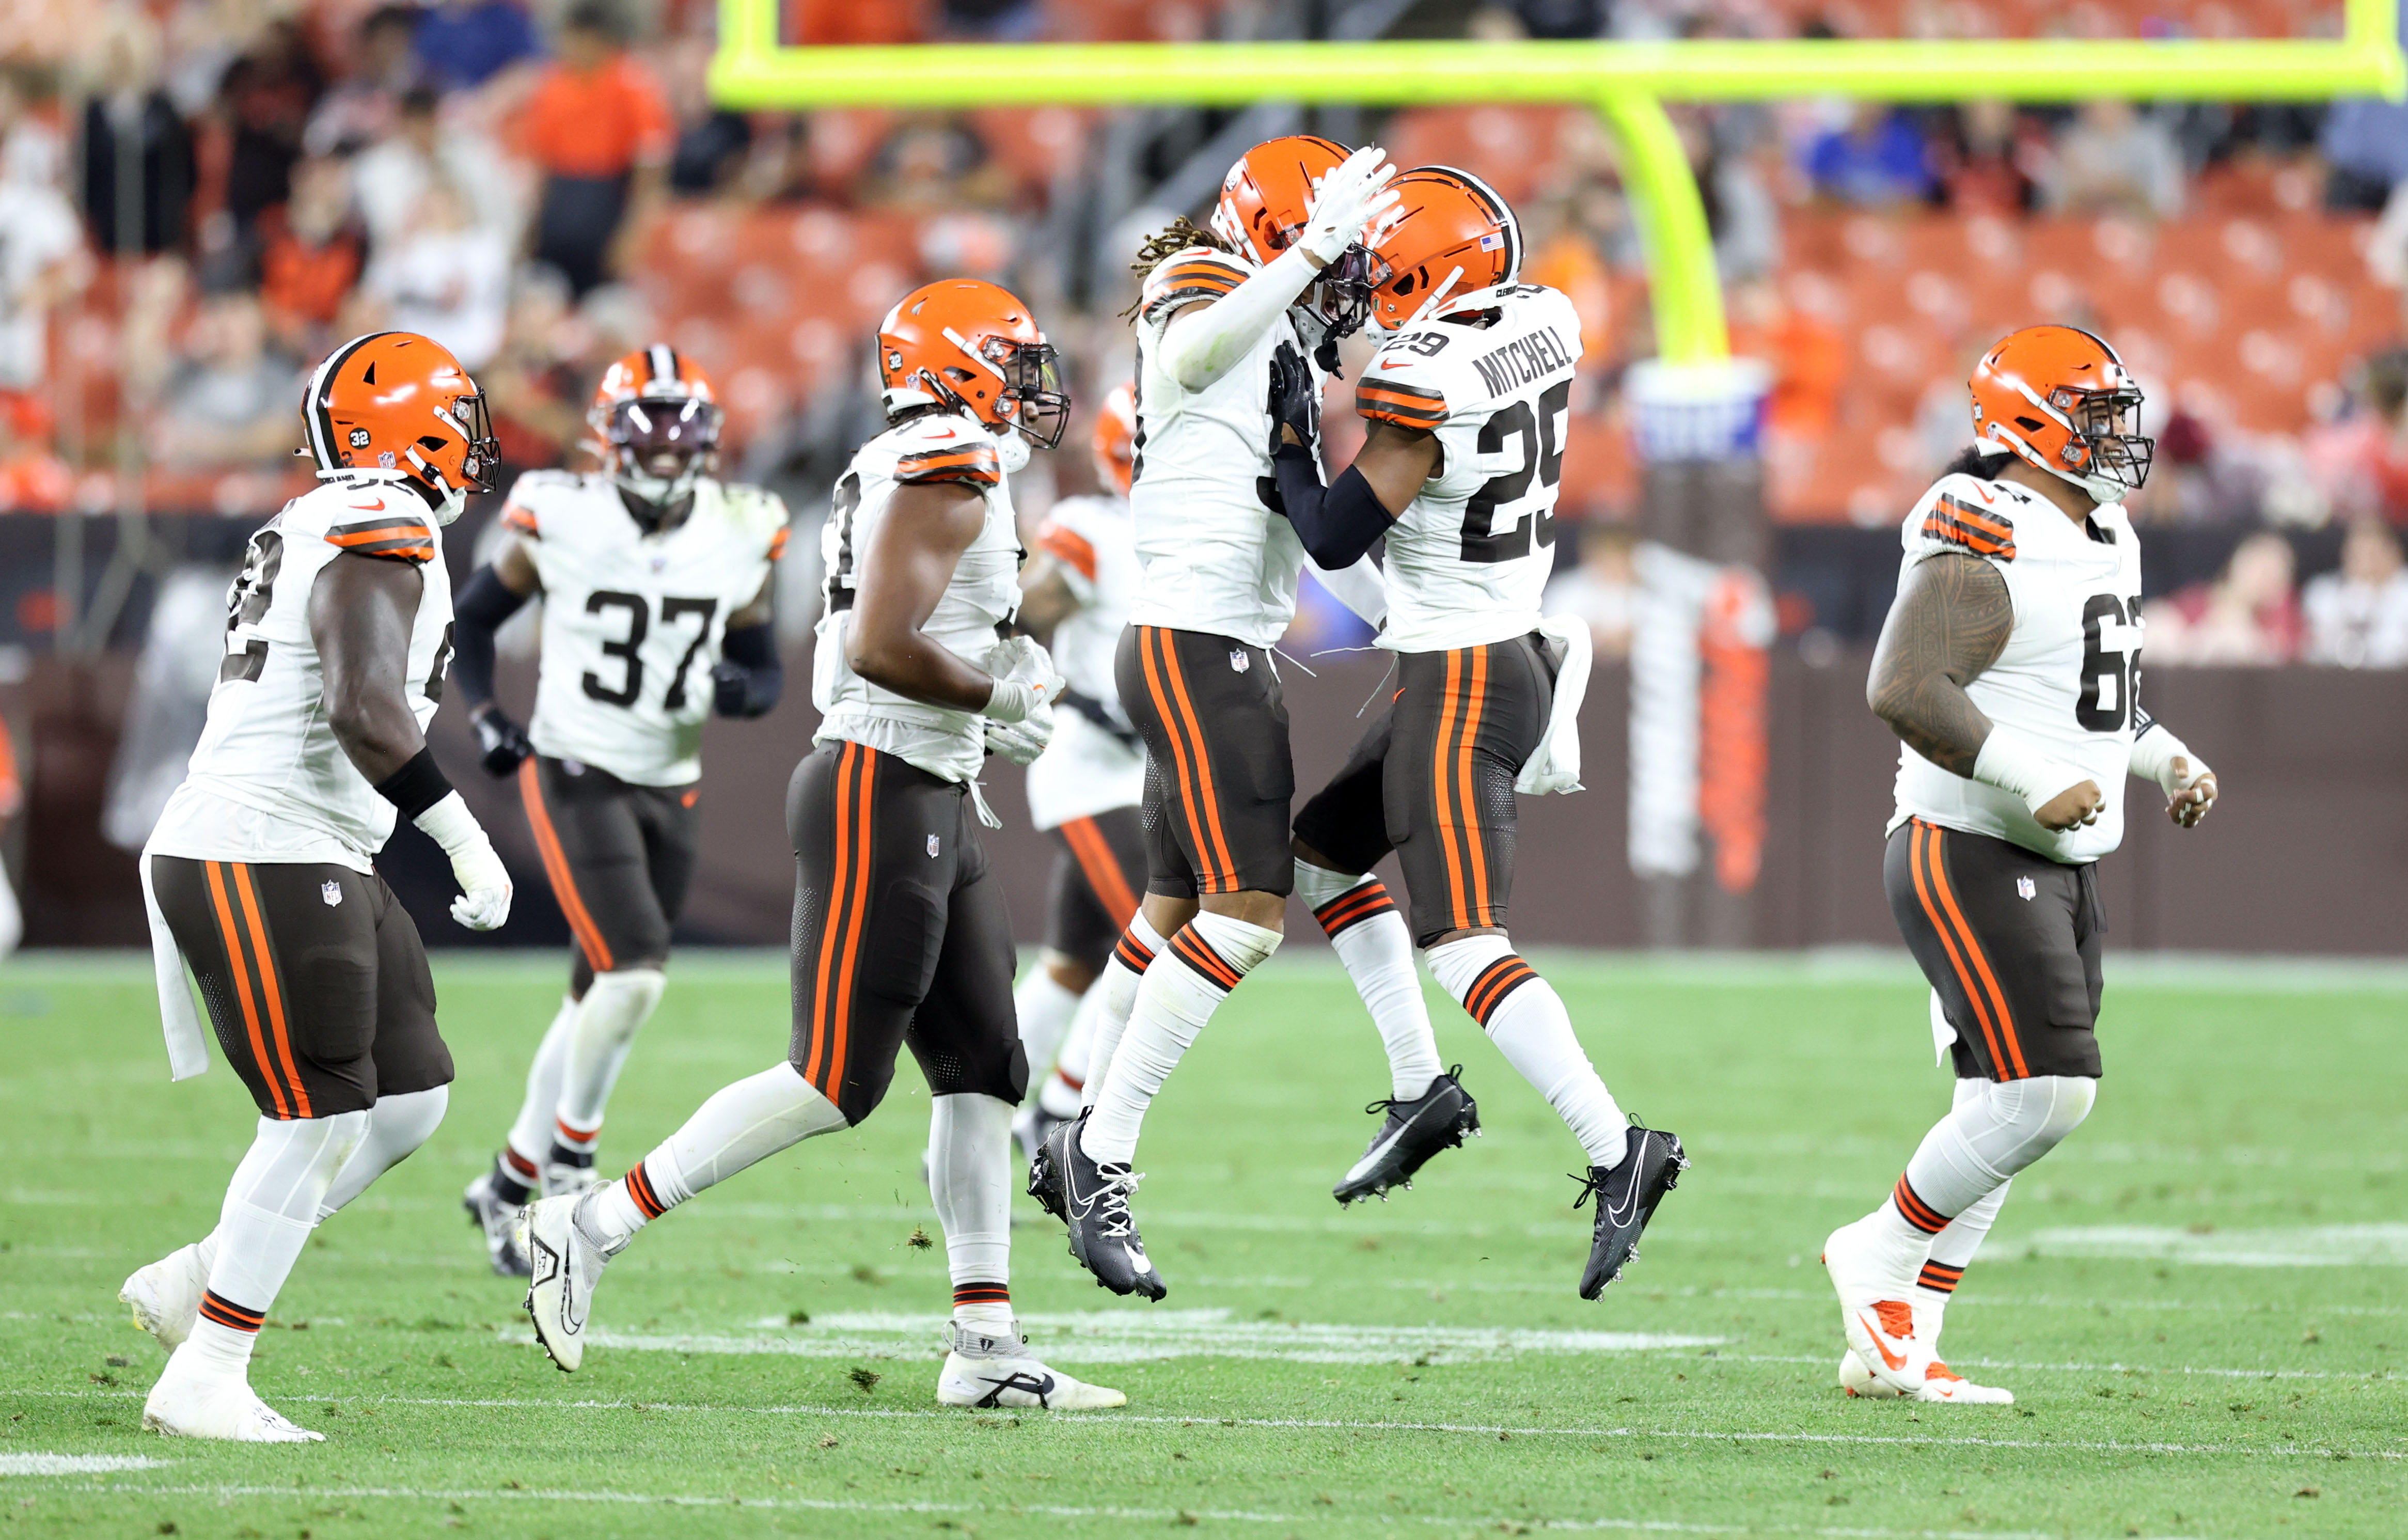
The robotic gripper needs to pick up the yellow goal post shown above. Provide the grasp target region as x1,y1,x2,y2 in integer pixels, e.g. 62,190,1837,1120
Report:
710,0,2404,368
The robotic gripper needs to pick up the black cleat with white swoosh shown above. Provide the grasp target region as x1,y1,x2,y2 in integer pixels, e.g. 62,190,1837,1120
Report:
1030,1111,1166,1301
1572,1124,1687,1299
1332,1066,1480,1206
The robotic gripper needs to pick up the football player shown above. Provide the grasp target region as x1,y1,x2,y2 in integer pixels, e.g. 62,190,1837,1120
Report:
519,280,1123,1409
1269,167,1686,1296
453,349,789,1275
1825,325,2217,1403
1032,136,1475,1302
1006,382,1147,1160
121,332,514,1441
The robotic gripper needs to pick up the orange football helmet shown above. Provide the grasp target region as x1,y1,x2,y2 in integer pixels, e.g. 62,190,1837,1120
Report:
1363,166,1521,331
877,279,1068,448
1970,325,2153,502
590,344,723,511
1092,381,1136,497
302,331,496,522
1211,133,1376,338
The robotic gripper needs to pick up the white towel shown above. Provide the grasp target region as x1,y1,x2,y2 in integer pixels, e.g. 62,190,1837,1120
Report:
1515,615,1592,797
139,853,210,1082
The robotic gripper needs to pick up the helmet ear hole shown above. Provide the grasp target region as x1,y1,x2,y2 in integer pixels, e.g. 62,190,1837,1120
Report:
417,434,448,452
2013,416,2045,433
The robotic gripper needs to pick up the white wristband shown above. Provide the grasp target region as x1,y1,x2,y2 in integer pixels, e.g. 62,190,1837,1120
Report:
1971,728,2087,814
2128,726,2207,796
984,677,1038,725
412,790,485,856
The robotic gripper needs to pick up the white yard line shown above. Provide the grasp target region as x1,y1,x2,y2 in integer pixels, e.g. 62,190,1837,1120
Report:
2024,1225,2408,1267
0,1454,170,1475
21,1388,2401,1463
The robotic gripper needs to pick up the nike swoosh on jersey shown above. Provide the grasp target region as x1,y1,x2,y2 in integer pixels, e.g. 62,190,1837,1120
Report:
1378,359,1413,370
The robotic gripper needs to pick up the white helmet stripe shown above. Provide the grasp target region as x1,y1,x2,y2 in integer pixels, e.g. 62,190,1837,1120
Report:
648,344,676,386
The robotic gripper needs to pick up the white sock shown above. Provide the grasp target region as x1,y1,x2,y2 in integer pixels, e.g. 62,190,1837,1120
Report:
1426,934,1626,1168
590,1062,846,1249
505,995,579,1181
1081,912,1280,1166
319,1087,449,1219
1013,964,1084,1092
1041,982,1107,1119
182,1316,257,1378
1296,863,1440,1101
1920,1176,2009,1308
930,1093,1015,1332
199,1112,369,1352
1879,1074,2096,1257
1079,913,1165,1106
557,968,667,1141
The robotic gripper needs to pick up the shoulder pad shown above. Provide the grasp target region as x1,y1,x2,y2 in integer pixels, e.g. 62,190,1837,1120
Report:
497,468,594,540
1035,513,1099,583
1356,337,1450,431
1910,474,2019,562
287,480,437,564
716,480,793,559
1140,248,1249,323
885,416,1002,488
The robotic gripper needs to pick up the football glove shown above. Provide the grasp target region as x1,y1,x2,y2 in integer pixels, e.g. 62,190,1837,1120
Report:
1299,145,1400,266
982,635,1064,725
983,705,1055,766
412,792,514,931
471,706,532,779
1266,340,1319,461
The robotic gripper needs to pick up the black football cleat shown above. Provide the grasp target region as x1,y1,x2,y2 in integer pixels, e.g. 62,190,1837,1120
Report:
1572,1124,1687,1299
1332,1065,1481,1206
1031,1112,1165,1301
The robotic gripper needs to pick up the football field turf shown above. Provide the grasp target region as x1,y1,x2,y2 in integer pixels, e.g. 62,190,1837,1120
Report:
4,949,2405,1539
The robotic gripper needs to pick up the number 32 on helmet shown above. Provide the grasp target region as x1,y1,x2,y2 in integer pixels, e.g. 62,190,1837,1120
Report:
301,330,500,525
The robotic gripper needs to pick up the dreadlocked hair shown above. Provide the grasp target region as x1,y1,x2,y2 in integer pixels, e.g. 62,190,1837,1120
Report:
1119,216,1234,319
1942,441,2013,480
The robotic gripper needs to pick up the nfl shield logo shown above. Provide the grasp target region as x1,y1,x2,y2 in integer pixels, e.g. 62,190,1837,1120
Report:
321,881,343,907
927,834,940,858
2016,876,2036,901
1229,648,1250,673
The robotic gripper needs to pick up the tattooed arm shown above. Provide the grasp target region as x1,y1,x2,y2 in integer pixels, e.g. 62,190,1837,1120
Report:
1867,552,2102,830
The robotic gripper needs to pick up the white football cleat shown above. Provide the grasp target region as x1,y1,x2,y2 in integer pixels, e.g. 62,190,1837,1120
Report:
1822,1220,1929,1397
936,1321,1125,1410
120,1242,211,1353
521,1191,612,1373
1836,1292,2012,1403
140,1345,323,1442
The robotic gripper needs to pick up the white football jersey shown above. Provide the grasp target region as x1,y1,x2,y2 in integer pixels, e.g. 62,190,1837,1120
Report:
147,475,455,872
1360,285,1583,653
1025,492,1144,830
1888,472,2146,864
502,472,789,786
1126,247,1320,649
813,409,1023,784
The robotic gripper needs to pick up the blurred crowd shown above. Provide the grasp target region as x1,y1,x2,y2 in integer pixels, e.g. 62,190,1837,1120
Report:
0,0,2400,666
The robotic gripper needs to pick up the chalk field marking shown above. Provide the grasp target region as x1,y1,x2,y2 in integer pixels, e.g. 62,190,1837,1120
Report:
2026,1225,2408,1268
0,1454,171,1475
22,1389,2400,1465
4,1482,2084,1539
522,1308,1721,1366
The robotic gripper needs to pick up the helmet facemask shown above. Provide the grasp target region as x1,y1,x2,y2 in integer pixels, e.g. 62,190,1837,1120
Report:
407,390,500,526
1983,379,2154,505
605,395,722,522
919,331,1068,451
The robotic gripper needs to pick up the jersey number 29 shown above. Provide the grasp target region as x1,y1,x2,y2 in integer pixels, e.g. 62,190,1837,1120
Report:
1461,379,1571,564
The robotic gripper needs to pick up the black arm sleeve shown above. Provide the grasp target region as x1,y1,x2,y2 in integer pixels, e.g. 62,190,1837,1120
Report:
1271,444,1396,570
451,565,533,711
712,620,784,718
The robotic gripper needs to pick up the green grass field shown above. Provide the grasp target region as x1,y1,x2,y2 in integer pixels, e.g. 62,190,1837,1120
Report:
3,949,2406,1539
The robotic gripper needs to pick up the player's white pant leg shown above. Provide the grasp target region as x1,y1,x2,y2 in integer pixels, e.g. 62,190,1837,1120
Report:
1079,913,1166,1107
557,968,667,1138
929,1093,1014,1312
507,995,579,1170
319,1087,449,1218
1296,862,1441,1101
0,862,20,961
1042,978,1107,1118
1901,1075,2095,1218
1081,913,1279,1165
1425,934,1627,1167
1013,964,1083,1088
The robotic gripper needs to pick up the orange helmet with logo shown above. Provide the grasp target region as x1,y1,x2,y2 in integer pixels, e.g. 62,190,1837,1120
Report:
1210,133,1376,339
1970,325,2152,503
1092,381,1136,497
876,279,1069,448
302,331,497,523
590,344,723,512
1364,166,1522,331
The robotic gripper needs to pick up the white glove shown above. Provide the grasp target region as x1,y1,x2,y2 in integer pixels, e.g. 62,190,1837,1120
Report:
1299,145,1400,265
984,702,1055,766
414,791,513,931
982,635,1064,725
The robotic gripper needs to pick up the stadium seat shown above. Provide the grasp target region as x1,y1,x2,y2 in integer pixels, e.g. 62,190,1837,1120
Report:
1380,106,1582,207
